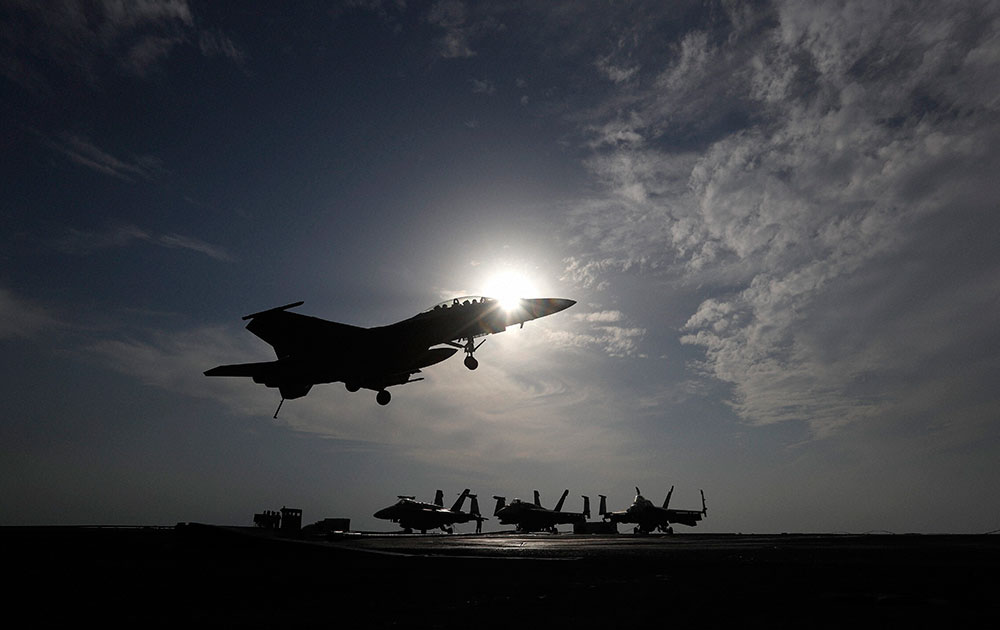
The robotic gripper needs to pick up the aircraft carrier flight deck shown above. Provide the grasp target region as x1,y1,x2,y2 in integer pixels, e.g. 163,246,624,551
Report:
5,524,998,627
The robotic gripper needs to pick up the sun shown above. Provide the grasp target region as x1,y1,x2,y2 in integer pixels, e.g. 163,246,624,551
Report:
482,270,540,311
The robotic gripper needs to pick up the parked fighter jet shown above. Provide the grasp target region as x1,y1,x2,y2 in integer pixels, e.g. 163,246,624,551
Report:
204,296,575,416
492,490,590,533
373,489,486,534
600,486,707,534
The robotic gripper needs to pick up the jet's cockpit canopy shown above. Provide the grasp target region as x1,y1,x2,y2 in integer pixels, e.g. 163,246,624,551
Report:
422,296,496,313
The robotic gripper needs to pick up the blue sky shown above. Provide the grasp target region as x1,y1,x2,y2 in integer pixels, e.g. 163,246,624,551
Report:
2,0,999,533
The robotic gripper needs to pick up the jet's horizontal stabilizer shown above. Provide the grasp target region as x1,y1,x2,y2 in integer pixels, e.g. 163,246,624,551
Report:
412,347,458,370
204,361,278,377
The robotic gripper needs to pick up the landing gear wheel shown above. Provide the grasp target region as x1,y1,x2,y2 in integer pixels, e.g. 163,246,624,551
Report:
464,355,479,370
376,390,391,405
345,382,360,392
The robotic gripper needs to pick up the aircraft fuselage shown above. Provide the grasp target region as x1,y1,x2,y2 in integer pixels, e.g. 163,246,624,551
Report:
204,296,575,410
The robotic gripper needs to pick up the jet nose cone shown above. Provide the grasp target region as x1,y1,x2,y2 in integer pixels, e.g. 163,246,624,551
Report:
373,507,392,519
550,298,576,313
523,297,576,318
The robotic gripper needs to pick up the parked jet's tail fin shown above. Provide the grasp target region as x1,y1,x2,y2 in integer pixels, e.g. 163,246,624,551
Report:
493,496,506,516
469,494,481,517
598,495,608,516
582,496,591,519
663,485,674,509
434,490,444,507
554,489,569,512
533,490,541,507
450,489,470,512
701,489,707,515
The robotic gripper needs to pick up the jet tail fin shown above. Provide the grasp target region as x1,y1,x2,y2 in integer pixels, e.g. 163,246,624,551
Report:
469,494,481,517
492,496,506,516
554,489,569,512
663,485,674,509
450,489,470,512
598,495,607,516
242,301,304,321
701,489,707,516
434,490,444,507
582,496,591,519
533,490,541,507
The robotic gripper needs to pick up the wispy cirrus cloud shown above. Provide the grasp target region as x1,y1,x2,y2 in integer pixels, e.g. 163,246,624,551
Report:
53,224,234,262
47,134,165,181
1,0,244,85
0,287,59,339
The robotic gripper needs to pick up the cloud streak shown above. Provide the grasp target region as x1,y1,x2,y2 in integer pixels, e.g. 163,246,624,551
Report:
54,224,234,262
48,135,165,181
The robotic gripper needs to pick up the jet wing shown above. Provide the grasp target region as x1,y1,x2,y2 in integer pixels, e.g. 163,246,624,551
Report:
665,509,704,527
242,305,368,359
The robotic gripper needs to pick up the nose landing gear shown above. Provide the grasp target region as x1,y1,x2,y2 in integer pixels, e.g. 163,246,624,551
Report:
460,336,485,371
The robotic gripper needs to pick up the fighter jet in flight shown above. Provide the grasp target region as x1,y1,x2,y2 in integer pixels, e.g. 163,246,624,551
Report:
492,490,590,533
373,489,486,534
204,296,575,416
600,486,707,534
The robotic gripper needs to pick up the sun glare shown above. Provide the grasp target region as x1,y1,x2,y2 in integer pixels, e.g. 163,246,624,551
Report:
482,270,539,311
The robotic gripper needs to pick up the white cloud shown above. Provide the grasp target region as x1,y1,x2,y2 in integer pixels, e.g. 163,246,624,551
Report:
470,78,495,94
595,53,639,84
0,287,59,339
427,0,476,58
560,0,1000,437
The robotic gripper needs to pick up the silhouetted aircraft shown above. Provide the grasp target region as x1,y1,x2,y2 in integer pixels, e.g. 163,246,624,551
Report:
204,296,575,416
492,490,590,533
373,489,486,534
599,486,707,534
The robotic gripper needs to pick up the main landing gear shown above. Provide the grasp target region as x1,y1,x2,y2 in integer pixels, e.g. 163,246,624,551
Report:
345,381,391,405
